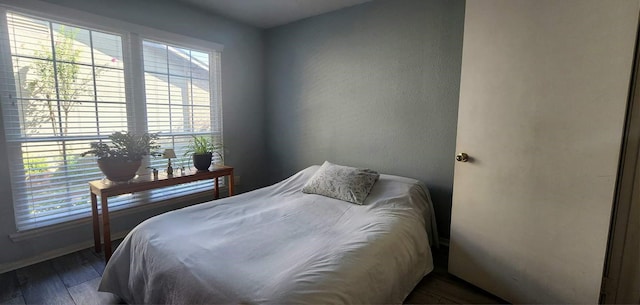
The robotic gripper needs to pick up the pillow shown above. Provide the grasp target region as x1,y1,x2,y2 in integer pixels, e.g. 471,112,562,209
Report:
302,161,380,204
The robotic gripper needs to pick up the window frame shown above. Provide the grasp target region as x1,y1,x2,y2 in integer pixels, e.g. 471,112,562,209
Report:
0,1,224,233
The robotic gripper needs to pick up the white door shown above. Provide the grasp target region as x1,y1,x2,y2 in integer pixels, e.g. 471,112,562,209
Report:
449,1,639,303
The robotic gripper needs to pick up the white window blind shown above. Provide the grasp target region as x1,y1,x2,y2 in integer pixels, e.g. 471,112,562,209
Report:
0,10,223,231
143,40,223,197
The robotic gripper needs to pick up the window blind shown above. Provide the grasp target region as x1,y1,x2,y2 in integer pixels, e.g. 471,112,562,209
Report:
143,39,224,196
0,11,223,231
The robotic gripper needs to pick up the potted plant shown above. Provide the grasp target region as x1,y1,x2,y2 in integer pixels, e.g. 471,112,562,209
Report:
81,131,160,181
184,135,223,172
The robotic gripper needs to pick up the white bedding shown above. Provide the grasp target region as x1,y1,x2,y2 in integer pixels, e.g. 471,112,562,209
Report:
99,165,438,304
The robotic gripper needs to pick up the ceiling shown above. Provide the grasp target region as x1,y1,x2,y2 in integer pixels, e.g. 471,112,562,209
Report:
176,0,372,29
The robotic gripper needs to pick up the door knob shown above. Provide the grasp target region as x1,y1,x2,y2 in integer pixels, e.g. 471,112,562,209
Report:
456,153,469,162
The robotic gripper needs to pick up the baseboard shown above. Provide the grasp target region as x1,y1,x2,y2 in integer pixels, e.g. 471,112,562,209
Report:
0,230,129,274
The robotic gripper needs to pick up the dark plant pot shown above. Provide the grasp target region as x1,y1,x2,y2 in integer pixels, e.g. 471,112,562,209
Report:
193,153,212,172
97,158,142,182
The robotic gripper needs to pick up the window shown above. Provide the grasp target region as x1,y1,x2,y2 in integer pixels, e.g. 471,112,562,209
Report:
0,9,223,231
143,40,222,169
142,40,223,198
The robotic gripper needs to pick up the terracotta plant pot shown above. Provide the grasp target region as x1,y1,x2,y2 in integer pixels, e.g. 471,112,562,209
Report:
97,158,142,182
193,153,212,172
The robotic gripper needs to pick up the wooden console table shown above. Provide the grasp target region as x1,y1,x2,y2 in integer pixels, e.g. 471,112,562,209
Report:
90,165,234,262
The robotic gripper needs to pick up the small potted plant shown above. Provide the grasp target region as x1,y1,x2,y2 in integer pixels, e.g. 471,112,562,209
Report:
184,135,223,172
81,131,160,181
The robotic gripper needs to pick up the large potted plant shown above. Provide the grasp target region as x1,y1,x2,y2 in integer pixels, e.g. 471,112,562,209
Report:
184,135,223,172
82,131,160,181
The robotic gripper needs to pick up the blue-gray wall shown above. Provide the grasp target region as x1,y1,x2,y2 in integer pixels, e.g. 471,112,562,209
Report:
265,0,465,238
0,0,265,268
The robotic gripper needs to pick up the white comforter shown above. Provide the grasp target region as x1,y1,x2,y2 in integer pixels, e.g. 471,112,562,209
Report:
99,165,438,304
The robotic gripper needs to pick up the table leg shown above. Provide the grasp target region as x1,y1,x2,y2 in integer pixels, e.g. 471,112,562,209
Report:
215,177,219,199
101,196,112,262
229,172,234,197
91,192,101,253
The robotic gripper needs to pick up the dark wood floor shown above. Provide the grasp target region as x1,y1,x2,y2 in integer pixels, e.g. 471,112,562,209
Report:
0,243,505,304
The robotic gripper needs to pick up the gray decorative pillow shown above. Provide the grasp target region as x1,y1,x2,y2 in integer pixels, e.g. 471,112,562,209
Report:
302,161,380,205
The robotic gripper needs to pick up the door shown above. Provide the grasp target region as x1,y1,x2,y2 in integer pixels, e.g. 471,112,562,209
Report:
449,1,639,303
602,26,640,302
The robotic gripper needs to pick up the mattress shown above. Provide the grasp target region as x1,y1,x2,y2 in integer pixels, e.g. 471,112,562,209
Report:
99,165,438,304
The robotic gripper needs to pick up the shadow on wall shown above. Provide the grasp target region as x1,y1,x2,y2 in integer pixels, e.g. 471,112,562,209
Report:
427,186,452,241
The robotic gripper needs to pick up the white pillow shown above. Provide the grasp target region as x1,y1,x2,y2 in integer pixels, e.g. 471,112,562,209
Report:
302,161,380,204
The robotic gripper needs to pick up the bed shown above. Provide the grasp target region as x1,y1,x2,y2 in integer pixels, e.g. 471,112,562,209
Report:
99,164,438,304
